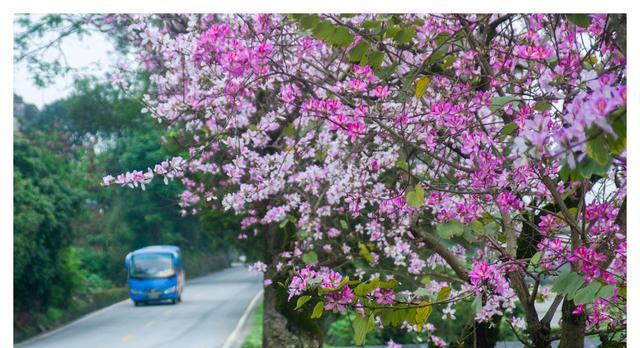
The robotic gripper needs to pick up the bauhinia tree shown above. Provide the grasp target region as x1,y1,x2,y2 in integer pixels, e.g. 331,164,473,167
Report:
104,14,626,347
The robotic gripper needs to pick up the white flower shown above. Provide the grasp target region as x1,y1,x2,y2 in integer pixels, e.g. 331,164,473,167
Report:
442,305,456,320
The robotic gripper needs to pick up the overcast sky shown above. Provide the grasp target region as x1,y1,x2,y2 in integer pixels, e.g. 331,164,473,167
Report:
13,17,114,109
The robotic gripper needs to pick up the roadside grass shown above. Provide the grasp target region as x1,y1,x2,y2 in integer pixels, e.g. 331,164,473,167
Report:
241,301,263,348
14,287,128,343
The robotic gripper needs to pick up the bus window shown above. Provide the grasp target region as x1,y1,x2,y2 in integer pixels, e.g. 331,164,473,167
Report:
130,253,175,279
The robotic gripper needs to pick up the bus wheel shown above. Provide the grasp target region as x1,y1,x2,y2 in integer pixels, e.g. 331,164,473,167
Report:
134,301,141,307
171,298,177,304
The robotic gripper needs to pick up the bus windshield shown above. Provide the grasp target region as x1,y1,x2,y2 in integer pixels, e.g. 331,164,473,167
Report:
130,253,175,279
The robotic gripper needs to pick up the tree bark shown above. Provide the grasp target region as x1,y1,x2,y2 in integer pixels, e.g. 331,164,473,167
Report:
558,299,586,348
451,316,500,348
262,222,322,348
263,280,322,348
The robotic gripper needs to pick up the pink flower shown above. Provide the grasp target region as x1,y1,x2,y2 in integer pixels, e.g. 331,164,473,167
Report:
516,44,553,60
249,261,267,273
321,270,343,289
370,85,390,99
372,288,396,305
572,304,585,315
495,190,522,213
386,340,401,348
346,121,366,139
370,160,380,172
469,262,494,285
327,228,341,238
324,285,354,312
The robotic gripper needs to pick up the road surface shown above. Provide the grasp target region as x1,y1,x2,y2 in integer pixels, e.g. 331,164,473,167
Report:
18,266,262,348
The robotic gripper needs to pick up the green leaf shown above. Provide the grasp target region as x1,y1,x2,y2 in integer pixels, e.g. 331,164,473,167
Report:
559,165,571,182
440,55,456,69
596,284,616,299
490,96,518,113
359,243,375,263
462,227,477,243
299,14,320,30
472,296,483,314
353,315,372,345
379,279,398,289
302,251,318,265
363,20,382,30
394,27,415,44
566,14,592,28
384,24,400,40
396,160,409,171
436,287,450,302
367,50,385,68
434,32,450,46
415,301,432,327
415,76,431,99
311,301,324,318
380,308,394,326
586,134,610,166
414,287,430,297
391,309,406,326
576,156,612,179
528,251,542,270
340,219,349,230
499,122,519,141
312,20,335,41
607,109,626,155
468,220,485,235
565,278,586,300
552,269,578,294
574,282,601,304
330,26,354,47
535,100,552,112
295,295,311,310
282,123,296,137
348,41,370,62
354,282,368,297
405,184,425,209
436,219,464,239
374,62,398,80
428,44,449,65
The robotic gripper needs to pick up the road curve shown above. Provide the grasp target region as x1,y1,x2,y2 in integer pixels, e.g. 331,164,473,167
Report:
17,265,262,348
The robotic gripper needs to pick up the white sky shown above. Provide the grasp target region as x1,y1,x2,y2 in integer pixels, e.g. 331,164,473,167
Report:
13,16,114,109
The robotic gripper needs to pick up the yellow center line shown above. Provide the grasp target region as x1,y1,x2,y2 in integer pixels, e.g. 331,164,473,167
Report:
122,333,134,342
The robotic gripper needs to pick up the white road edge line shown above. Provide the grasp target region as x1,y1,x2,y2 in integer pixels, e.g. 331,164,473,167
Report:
15,298,130,347
221,289,264,348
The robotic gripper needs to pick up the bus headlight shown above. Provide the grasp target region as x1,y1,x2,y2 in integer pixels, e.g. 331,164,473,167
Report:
130,289,143,295
164,286,176,294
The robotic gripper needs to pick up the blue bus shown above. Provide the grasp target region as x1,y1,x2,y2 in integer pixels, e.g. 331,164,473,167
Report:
124,245,185,306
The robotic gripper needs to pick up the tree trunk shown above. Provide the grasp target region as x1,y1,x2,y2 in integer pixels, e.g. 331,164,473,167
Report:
526,319,552,348
262,222,322,348
558,299,586,348
451,315,501,347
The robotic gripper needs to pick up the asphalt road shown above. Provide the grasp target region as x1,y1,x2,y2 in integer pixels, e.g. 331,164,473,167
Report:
17,265,263,348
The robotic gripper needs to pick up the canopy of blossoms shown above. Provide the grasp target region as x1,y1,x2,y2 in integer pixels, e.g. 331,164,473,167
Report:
104,14,626,346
